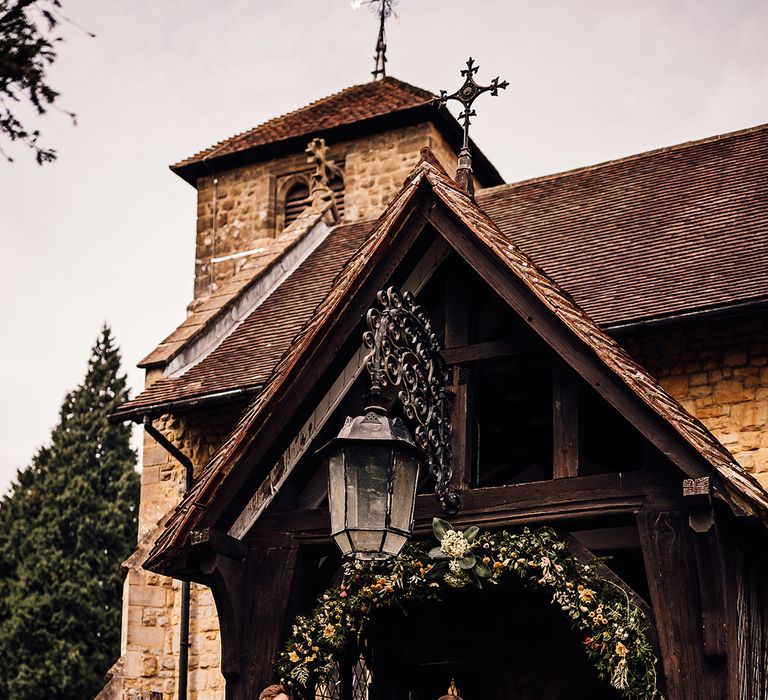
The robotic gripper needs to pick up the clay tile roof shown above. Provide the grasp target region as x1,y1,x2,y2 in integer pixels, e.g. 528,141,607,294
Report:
138,206,334,371
125,123,768,420
143,153,768,573
476,122,768,328
171,77,466,185
116,218,374,419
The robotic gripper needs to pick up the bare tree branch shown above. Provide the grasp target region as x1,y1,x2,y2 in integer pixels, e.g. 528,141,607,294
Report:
0,0,90,164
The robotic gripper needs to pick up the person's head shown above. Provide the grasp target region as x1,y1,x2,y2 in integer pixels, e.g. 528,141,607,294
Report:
259,684,292,700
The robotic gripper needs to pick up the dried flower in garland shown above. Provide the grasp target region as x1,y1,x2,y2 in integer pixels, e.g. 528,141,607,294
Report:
275,519,661,699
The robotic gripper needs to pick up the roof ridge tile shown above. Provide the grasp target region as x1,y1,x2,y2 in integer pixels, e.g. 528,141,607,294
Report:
172,76,435,171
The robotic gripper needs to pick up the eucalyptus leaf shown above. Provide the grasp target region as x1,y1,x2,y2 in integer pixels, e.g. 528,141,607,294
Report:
425,561,448,580
458,553,476,570
474,561,492,578
432,517,452,541
464,526,479,542
428,546,448,560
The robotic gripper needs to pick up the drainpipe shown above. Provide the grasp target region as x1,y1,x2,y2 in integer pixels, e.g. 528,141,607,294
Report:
143,416,193,700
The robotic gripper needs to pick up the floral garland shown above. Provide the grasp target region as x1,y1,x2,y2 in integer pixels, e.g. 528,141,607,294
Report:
276,520,661,699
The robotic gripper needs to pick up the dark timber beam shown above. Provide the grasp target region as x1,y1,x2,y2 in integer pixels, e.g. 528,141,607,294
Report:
684,477,728,658
442,339,519,365
191,528,247,562
637,509,728,699
445,274,473,490
552,362,580,479
201,544,302,700
253,472,679,541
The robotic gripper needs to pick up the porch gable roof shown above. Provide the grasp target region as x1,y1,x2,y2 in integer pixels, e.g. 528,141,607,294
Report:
144,151,768,574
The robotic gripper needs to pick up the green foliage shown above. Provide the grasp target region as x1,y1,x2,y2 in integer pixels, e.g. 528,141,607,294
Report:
0,326,139,699
277,520,661,699
0,0,92,164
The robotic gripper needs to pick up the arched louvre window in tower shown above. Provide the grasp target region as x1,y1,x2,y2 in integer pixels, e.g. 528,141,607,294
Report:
330,172,345,220
280,165,345,231
283,179,311,228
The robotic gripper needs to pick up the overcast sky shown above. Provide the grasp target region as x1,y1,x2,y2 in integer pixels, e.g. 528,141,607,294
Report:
1,0,767,495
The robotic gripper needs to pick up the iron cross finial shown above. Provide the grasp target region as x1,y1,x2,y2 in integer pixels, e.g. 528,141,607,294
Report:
433,57,509,196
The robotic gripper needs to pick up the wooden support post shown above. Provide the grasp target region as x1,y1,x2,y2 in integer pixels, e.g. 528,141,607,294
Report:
450,364,473,489
683,477,728,658
446,264,473,489
637,509,727,699
552,362,579,478
201,544,302,700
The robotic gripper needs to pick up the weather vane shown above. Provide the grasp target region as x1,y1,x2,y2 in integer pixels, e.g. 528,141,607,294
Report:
353,0,398,80
433,58,508,196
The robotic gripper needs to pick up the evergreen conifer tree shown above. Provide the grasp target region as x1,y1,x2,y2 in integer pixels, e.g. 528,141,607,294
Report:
0,326,139,699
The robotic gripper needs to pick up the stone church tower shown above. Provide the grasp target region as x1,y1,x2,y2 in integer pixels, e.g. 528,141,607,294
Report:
98,76,502,700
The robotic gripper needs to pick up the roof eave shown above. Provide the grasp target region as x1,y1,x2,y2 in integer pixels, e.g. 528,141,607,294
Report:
108,385,260,425
170,104,504,188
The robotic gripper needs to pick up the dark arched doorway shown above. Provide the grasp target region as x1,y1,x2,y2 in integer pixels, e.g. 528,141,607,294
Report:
363,578,621,700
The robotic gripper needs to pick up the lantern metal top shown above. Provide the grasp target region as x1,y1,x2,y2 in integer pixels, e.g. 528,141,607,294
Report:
331,406,421,449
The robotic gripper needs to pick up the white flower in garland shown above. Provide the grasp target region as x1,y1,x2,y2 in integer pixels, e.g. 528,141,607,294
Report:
441,529,470,558
448,560,464,575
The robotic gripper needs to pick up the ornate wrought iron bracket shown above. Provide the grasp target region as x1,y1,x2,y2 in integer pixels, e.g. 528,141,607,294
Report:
432,57,508,196
362,287,461,514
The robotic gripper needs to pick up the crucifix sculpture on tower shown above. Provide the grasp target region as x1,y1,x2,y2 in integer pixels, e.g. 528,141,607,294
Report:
305,137,342,222
433,58,509,196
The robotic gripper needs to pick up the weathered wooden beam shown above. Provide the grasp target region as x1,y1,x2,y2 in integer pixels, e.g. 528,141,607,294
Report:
239,545,302,698
566,533,655,619
637,509,728,699
683,477,728,658
199,544,304,700
444,262,469,350
445,270,472,490
553,362,579,479
254,472,674,541
442,339,520,365
190,527,247,561
227,345,367,539
450,364,473,489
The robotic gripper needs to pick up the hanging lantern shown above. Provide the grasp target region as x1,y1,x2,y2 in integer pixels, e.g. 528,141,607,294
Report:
323,406,422,560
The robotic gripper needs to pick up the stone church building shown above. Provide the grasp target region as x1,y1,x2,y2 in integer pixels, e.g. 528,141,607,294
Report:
99,73,768,700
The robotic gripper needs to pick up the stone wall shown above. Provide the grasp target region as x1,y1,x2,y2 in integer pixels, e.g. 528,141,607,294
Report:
193,123,462,299
99,410,239,700
623,312,768,489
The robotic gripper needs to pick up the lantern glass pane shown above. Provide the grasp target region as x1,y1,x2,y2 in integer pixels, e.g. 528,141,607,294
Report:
345,445,391,530
390,449,419,533
333,532,353,557
328,450,346,534
349,530,386,556
382,531,408,557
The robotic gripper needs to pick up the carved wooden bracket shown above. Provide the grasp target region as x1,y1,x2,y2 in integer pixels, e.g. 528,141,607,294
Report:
191,527,247,562
683,477,728,658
